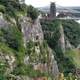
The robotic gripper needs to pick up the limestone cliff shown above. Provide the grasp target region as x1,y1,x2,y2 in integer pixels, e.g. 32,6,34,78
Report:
0,13,59,79
20,16,44,45
20,16,59,79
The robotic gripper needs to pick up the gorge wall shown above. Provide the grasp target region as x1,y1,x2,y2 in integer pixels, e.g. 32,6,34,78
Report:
20,16,59,79
0,13,59,79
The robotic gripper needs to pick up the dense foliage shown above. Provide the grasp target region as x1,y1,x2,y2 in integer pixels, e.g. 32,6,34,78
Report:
27,5,39,20
0,0,27,31
41,19,80,77
26,41,49,63
62,20,80,47
0,25,23,51
0,0,26,16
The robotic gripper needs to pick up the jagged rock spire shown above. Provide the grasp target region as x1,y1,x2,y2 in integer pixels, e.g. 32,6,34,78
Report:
59,23,65,53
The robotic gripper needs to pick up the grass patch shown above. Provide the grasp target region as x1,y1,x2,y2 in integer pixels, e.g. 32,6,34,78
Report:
66,49,80,68
0,42,15,55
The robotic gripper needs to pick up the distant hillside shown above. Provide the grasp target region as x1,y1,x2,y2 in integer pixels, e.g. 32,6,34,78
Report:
38,5,80,14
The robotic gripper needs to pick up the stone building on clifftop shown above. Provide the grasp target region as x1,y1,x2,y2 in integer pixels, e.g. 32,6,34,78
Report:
50,2,56,19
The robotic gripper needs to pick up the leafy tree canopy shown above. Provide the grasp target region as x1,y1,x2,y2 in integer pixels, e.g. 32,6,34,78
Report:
27,5,39,20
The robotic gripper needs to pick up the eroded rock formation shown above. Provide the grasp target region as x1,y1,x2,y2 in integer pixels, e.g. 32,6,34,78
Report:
20,16,59,79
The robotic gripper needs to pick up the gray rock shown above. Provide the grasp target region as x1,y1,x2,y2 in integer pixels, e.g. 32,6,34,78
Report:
20,17,43,47
21,16,59,79
0,17,9,28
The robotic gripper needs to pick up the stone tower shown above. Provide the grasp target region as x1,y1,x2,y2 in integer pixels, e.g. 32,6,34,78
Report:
50,2,56,19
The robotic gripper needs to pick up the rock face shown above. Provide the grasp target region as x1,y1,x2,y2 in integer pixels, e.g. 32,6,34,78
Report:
49,48,59,78
59,24,65,53
20,16,44,46
0,14,59,79
0,16,9,28
20,16,59,78
65,39,74,50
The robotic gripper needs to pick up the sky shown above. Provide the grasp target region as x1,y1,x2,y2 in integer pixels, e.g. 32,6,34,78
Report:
25,0,80,7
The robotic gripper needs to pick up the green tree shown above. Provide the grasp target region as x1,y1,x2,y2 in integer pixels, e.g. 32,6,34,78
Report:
27,5,39,20
0,0,27,31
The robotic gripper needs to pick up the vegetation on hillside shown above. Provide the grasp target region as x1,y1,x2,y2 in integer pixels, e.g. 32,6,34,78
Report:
27,5,39,20
62,20,80,47
41,19,80,78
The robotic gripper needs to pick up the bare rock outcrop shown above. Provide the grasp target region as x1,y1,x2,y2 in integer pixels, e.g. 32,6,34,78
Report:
20,16,44,46
20,16,59,79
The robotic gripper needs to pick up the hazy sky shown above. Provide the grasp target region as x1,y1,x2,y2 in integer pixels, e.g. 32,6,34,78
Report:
25,0,80,7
